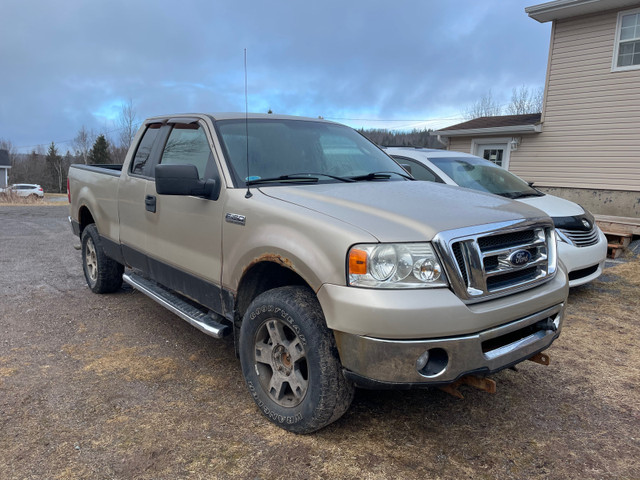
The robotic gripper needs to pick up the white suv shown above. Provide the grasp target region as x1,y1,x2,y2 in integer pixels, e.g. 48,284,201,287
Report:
5,184,45,198
385,147,608,287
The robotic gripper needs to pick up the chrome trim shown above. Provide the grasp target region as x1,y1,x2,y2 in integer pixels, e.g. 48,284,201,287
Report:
334,303,564,384
432,218,557,304
123,273,230,339
557,226,599,247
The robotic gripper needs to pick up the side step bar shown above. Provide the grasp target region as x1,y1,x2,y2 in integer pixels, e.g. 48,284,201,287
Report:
123,273,231,339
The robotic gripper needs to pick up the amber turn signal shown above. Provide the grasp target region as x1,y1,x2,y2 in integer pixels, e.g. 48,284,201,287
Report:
348,248,368,275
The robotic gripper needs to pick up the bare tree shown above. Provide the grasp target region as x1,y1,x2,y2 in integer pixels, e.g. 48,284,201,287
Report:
0,138,16,157
506,85,544,115
117,98,137,152
73,126,94,165
463,90,502,119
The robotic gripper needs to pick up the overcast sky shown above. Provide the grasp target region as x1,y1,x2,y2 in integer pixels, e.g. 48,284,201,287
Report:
0,0,551,153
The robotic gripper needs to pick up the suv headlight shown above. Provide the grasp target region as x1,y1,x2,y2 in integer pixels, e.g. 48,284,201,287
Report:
348,243,448,288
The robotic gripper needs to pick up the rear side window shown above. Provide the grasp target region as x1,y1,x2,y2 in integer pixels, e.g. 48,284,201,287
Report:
159,124,214,180
130,124,162,176
392,156,442,182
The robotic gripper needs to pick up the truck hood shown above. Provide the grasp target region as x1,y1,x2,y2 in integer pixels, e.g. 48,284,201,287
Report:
260,181,549,242
515,193,585,217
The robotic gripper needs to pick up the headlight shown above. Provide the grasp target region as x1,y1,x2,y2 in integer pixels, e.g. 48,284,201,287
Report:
348,243,448,288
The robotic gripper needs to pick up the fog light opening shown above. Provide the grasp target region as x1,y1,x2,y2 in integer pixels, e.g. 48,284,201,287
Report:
416,348,448,377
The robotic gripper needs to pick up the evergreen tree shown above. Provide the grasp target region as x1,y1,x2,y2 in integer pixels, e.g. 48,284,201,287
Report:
46,141,65,193
89,135,111,164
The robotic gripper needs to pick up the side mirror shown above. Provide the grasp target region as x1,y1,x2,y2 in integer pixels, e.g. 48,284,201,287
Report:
527,181,535,187
400,164,412,175
155,164,220,200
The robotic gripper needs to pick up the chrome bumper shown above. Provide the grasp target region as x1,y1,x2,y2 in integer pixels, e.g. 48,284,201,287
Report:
334,303,564,386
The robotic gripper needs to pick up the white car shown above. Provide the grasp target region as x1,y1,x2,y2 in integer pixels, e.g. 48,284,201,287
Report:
385,147,608,287
4,183,45,198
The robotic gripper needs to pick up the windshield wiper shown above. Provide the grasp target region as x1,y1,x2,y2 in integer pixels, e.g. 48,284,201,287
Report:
287,172,355,183
246,175,319,186
349,171,414,181
246,172,355,186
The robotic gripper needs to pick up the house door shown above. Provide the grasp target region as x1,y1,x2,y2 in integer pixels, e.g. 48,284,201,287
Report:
477,143,508,168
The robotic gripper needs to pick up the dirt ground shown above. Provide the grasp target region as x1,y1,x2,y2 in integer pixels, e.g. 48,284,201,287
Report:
1,205,638,480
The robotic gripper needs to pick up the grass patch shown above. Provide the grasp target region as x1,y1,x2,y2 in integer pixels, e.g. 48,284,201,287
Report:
0,191,66,206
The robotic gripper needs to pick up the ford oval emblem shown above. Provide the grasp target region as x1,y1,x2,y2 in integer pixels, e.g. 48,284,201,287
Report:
509,249,532,267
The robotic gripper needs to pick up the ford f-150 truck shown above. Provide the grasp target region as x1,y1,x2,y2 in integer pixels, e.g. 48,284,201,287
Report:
68,113,568,433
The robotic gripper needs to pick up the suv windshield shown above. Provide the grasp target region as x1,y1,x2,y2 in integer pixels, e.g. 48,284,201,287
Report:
215,119,408,186
429,156,543,199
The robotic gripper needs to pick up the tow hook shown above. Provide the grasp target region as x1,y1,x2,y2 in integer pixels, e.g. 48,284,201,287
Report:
527,352,550,366
438,375,497,399
534,318,557,333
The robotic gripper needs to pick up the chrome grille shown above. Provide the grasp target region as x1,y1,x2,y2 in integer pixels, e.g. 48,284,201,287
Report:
557,226,599,247
434,219,557,303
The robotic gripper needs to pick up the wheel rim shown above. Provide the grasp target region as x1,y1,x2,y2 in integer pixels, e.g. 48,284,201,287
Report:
85,238,98,283
254,318,309,407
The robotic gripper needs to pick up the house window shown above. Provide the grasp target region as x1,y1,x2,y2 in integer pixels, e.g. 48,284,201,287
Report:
613,8,640,71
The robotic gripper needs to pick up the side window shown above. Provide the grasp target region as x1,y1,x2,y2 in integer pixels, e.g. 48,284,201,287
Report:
159,124,216,180
393,157,442,182
613,8,640,71
130,124,162,176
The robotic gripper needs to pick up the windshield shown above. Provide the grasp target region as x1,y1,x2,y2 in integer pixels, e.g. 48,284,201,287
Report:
429,156,542,198
215,118,408,186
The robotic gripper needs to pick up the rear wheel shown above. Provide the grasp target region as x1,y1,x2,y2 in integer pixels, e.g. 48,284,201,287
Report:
81,224,124,293
239,286,354,433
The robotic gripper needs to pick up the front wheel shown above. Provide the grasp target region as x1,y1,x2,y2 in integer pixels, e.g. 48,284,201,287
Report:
81,224,124,293
239,286,354,433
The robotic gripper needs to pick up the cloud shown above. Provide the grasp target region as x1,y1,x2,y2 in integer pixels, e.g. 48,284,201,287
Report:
0,0,550,151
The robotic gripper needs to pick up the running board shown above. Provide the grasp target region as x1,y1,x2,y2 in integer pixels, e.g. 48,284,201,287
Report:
123,273,231,339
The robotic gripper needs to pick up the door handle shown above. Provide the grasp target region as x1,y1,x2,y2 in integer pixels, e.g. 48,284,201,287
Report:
145,195,156,213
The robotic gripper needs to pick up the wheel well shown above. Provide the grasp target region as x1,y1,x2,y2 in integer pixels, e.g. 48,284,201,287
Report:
235,262,309,320
78,206,95,235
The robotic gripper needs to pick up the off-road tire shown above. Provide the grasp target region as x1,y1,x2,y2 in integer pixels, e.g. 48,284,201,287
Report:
81,224,124,293
239,286,354,434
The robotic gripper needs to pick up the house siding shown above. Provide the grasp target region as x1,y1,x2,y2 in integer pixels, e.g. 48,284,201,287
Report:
510,6,640,192
448,137,471,153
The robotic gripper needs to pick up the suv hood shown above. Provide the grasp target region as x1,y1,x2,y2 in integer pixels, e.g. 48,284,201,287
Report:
260,181,549,242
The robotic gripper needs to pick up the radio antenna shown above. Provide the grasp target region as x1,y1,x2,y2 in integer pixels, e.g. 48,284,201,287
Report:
244,48,252,199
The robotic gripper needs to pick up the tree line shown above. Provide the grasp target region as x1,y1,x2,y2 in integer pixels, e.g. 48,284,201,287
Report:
358,128,445,148
463,85,543,119
0,100,137,193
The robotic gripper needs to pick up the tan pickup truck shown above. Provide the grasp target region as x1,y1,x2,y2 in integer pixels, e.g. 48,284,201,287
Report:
68,113,568,433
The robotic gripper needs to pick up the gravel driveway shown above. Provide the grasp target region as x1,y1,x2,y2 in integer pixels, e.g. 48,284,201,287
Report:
1,205,638,479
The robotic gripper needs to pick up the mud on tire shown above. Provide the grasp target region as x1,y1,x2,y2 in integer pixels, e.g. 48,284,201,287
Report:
81,224,124,294
239,286,354,434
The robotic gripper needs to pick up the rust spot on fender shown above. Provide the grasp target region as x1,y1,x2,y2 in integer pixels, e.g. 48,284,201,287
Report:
246,253,295,272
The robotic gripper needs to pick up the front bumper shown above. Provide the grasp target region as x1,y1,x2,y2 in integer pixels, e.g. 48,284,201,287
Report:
334,302,564,386
557,230,608,287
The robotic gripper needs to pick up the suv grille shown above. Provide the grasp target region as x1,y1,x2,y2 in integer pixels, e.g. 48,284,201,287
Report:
434,220,557,303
